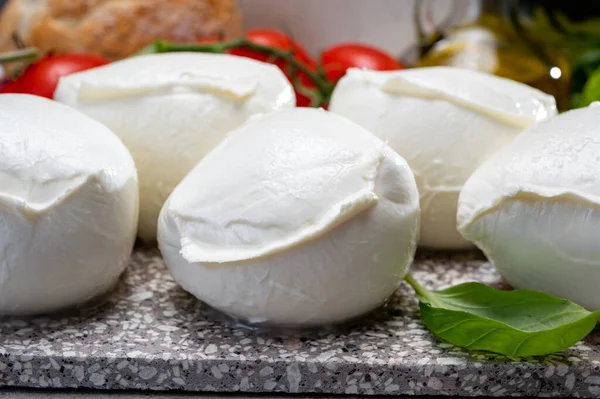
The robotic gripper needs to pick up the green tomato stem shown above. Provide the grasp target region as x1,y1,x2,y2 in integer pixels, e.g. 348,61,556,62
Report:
138,38,335,107
0,47,39,64
404,274,442,307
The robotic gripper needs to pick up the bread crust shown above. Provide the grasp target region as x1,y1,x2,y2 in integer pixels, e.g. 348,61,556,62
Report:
0,0,242,59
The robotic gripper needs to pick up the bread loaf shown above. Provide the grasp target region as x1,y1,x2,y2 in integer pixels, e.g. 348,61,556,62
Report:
0,0,242,59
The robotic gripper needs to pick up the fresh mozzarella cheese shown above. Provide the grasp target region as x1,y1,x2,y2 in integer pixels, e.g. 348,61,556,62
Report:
54,52,295,241
458,104,600,310
0,94,138,315
329,67,557,249
158,108,420,327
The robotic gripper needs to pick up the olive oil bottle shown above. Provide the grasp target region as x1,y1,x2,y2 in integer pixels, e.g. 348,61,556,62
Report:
416,0,573,110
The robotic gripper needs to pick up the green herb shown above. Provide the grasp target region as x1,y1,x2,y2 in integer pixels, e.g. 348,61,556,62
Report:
405,275,600,357
0,47,39,64
572,48,600,94
570,47,600,108
579,66,600,107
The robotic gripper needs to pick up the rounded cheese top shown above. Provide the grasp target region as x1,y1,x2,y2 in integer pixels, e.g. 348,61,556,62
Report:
337,67,556,128
54,52,294,108
0,94,136,217
163,107,418,265
329,66,557,249
54,52,295,241
459,103,600,232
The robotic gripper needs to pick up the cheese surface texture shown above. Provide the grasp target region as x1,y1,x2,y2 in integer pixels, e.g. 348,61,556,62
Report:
329,67,557,249
54,52,295,241
158,108,420,327
458,104,600,310
0,94,138,315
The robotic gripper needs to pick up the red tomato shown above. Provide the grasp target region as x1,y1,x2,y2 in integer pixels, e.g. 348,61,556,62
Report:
230,30,318,107
0,80,22,93
232,30,314,68
0,53,110,98
321,43,403,83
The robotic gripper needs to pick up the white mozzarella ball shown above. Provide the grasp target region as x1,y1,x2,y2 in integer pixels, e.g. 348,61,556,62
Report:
54,53,295,241
158,108,420,327
458,104,600,310
329,67,557,249
0,94,138,315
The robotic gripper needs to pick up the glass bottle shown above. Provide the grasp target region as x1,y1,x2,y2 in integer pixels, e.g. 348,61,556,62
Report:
415,0,573,110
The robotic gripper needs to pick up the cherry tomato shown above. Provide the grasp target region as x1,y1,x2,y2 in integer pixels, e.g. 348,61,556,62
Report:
0,80,22,93
321,43,403,83
232,30,314,69
0,53,111,98
230,30,318,107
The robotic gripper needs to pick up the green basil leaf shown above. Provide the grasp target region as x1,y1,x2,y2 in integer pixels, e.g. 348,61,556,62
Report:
581,66,600,107
570,92,583,109
405,276,600,357
572,47,600,95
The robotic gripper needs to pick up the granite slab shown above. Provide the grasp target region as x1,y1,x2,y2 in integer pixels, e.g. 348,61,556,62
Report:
0,248,599,397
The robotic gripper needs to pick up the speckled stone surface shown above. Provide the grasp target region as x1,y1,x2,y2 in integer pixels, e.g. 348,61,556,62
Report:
1,248,600,397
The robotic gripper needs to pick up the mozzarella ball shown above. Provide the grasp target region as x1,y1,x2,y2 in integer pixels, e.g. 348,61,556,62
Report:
458,104,600,310
0,94,138,315
54,53,295,241
158,108,420,327
329,67,557,249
